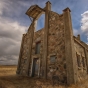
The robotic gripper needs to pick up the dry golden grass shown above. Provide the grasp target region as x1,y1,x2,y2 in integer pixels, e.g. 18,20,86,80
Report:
0,65,88,88
0,65,17,76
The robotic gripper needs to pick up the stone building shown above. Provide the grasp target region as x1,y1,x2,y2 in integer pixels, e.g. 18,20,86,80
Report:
16,1,88,85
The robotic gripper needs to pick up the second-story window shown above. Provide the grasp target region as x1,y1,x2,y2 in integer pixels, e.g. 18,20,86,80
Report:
76,54,81,67
82,57,85,67
35,42,41,54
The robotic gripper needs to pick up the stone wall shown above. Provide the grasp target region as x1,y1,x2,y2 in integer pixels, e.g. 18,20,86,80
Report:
30,29,44,77
21,11,67,82
74,41,87,82
47,11,66,82
19,24,33,75
19,34,30,75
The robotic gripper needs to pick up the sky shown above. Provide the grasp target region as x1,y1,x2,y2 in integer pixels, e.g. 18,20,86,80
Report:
0,0,88,65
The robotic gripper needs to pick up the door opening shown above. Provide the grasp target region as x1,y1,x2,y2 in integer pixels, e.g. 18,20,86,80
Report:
32,58,39,77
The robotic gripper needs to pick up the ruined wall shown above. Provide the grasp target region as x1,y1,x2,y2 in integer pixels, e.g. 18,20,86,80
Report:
47,11,66,82
19,34,29,75
19,24,33,75
74,41,87,82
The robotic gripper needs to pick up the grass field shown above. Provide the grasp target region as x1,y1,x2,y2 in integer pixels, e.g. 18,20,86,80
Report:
0,65,88,88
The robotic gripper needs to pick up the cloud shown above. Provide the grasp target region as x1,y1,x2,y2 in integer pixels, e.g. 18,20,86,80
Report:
0,17,27,65
0,55,18,65
73,29,80,36
0,17,27,41
0,16,28,65
81,11,88,35
0,0,28,65
0,0,7,15
0,0,46,65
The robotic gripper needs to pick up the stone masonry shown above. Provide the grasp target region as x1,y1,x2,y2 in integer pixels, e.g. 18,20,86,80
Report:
16,1,88,85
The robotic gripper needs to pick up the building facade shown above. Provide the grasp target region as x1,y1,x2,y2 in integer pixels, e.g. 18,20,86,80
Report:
16,1,88,85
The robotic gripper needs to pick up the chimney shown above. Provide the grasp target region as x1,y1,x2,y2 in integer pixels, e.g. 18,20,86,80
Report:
77,34,80,40
45,1,51,11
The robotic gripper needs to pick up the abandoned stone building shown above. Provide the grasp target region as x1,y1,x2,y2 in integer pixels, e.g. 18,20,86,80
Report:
16,1,88,85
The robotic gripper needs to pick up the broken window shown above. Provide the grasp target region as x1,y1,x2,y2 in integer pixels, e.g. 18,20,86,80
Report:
35,42,41,54
50,55,56,63
82,57,85,67
76,54,81,67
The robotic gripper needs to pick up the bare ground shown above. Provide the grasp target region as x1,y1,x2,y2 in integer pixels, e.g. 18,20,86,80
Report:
0,66,88,88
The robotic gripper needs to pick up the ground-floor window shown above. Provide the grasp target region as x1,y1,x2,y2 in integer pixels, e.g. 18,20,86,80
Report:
50,55,56,63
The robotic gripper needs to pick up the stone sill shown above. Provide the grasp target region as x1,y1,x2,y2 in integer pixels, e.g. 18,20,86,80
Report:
49,63,56,65
78,67,81,70
78,67,86,70
32,54,41,58
83,67,86,70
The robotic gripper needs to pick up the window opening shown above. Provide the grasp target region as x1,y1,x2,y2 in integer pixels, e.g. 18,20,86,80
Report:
50,55,56,63
35,42,41,54
36,14,45,31
76,54,81,67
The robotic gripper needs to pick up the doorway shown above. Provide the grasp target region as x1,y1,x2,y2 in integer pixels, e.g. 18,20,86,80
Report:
32,58,39,77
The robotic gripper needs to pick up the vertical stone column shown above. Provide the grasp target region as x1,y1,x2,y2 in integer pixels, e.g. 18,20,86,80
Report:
43,1,51,79
63,8,77,84
26,20,35,76
16,34,24,74
84,48,88,73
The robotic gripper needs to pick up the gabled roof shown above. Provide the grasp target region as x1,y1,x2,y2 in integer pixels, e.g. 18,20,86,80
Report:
26,5,45,19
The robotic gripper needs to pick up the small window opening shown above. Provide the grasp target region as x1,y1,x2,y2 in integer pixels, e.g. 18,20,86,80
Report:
76,54,81,67
50,55,56,63
82,57,85,67
35,42,41,54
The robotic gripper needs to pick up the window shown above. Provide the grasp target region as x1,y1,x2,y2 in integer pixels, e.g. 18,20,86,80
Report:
82,57,85,67
64,64,66,69
35,42,41,54
36,14,45,31
50,55,56,63
76,54,81,67
24,59,27,64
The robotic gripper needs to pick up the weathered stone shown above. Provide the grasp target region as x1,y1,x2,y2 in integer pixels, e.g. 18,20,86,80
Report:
16,1,88,85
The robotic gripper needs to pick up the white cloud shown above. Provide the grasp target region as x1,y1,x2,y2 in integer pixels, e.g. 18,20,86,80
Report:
81,11,88,35
0,17,27,41
73,11,88,37
0,55,18,65
0,17,27,65
73,29,80,36
0,0,28,65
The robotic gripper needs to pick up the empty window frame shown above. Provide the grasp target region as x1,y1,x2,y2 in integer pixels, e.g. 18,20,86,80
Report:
50,55,56,63
76,54,81,67
24,59,27,64
35,42,41,54
82,57,85,67
36,14,45,31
